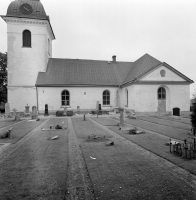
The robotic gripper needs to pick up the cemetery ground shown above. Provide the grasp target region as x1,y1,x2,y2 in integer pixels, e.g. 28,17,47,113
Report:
0,115,196,199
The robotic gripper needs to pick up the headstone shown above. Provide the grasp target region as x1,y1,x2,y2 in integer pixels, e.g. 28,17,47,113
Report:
44,104,49,116
64,107,67,116
96,101,99,110
98,104,101,111
173,107,180,116
119,108,125,127
32,106,37,119
12,108,17,117
25,104,30,114
5,103,10,117
15,115,20,121
77,106,80,114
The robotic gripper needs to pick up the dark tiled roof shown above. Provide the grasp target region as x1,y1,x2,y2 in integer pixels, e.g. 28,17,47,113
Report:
122,53,162,84
6,0,48,20
36,54,194,87
36,58,132,86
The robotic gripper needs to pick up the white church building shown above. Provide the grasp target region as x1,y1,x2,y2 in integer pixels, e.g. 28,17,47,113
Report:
1,0,194,115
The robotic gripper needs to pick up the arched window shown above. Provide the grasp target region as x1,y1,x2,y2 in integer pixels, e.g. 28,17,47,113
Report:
158,87,166,100
62,90,70,106
23,30,31,47
125,89,128,106
103,90,110,105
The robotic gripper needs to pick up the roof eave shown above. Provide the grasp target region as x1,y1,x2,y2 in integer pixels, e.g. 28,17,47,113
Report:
163,62,194,83
1,15,55,39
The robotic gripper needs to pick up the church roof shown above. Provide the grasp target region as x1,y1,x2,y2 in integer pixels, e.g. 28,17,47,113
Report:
36,58,132,86
6,0,48,20
122,54,162,85
36,54,193,87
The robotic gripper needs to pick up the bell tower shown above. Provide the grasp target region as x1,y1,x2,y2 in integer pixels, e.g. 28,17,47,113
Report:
1,0,55,111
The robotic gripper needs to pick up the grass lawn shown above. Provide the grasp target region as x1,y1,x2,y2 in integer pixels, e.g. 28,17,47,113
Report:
72,117,196,200
0,119,45,144
0,118,69,199
137,116,191,130
0,119,25,128
92,117,196,176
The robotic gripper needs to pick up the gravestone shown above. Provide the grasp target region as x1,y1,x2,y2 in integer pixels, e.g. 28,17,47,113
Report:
173,107,180,116
5,103,10,117
119,108,125,127
32,106,37,119
44,104,49,116
12,108,17,117
64,107,67,116
96,101,99,110
77,106,80,114
25,104,30,116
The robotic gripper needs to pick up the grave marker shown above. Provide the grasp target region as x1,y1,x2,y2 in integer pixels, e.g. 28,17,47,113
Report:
32,106,37,119
5,103,10,117
44,104,49,116
12,108,17,117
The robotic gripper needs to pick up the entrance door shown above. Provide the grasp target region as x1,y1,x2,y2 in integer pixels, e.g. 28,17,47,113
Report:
157,87,166,114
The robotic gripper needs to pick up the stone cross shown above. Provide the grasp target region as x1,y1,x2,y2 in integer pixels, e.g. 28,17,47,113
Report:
5,103,10,117
12,108,17,117
32,106,37,119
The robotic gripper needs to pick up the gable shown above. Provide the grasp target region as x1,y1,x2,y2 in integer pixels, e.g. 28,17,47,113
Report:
139,65,186,82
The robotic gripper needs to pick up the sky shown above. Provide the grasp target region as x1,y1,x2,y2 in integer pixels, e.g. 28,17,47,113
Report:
0,0,196,97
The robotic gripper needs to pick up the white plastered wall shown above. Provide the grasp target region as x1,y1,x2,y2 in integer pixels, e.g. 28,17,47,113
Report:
8,87,37,112
37,87,118,113
5,18,53,111
121,84,190,113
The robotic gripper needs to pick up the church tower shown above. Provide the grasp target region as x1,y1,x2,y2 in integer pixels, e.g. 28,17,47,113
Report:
1,0,55,112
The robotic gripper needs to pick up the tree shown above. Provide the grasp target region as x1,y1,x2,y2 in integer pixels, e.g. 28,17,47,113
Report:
0,52,7,104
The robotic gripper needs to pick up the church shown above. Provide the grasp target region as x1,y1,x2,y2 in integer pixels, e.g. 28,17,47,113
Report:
1,0,194,115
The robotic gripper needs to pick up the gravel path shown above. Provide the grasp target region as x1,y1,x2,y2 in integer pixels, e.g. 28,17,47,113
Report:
0,118,69,199
72,117,196,200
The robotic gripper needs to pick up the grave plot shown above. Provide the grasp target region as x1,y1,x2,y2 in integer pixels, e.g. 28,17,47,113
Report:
72,117,196,200
0,119,45,144
0,118,69,199
91,117,196,175
137,116,191,131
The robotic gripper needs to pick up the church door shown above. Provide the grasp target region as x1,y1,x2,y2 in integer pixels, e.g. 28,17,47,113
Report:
157,87,166,114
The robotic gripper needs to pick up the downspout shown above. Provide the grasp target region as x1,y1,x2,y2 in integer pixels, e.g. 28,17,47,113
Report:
36,87,39,114
116,85,121,107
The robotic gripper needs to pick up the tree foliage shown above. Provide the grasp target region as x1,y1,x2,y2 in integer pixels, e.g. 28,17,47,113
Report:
0,52,7,103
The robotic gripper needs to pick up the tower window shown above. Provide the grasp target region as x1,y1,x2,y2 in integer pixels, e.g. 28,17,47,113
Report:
23,30,31,47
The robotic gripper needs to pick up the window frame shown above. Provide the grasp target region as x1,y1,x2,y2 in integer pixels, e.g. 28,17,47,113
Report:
103,90,110,106
158,87,166,100
22,30,31,48
61,90,70,106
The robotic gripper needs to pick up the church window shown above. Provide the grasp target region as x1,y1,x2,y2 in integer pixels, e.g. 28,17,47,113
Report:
62,90,70,106
103,90,110,105
158,87,166,99
23,30,31,47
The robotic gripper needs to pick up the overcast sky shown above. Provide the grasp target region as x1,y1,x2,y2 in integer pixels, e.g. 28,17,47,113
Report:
0,0,196,97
